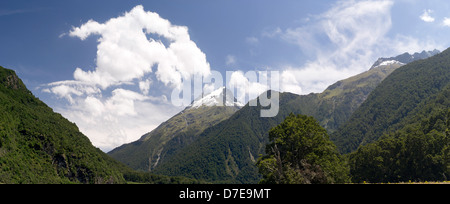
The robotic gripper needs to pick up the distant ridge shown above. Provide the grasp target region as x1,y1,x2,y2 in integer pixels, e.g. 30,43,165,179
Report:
370,49,440,69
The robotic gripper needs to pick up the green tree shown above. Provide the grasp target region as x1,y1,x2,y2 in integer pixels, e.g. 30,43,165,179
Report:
257,113,350,184
349,108,450,183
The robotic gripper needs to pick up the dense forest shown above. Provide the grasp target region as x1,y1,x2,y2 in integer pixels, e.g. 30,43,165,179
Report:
334,48,450,183
0,66,133,183
254,86,449,184
254,49,449,184
349,86,450,183
0,66,200,184
332,47,450,154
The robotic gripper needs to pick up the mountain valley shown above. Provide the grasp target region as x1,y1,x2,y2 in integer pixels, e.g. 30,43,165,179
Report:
1,49,447,184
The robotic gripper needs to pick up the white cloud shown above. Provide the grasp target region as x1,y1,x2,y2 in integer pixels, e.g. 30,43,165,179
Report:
139,79,151,95
279,71,302,95
56,93,181,151
228,71,269,104
263,0,440,95
443,17,450,27
67,5,210,90
44,5,209,151
105,89,147,116
420,9,435,22
271,0,394,94
51,84,83,104
84,96,105,117
281,64,356,94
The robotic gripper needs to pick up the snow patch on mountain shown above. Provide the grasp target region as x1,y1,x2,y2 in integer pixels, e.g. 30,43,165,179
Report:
377,60,405,67
188,87,244,109
370,49,440,70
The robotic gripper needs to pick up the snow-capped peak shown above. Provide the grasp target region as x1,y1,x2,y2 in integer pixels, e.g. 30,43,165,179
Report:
188,87,244,109
370,49,440,70
377,60,405,67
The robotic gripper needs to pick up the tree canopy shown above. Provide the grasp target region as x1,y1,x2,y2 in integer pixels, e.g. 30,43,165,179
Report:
349,108,450,183
257,113,350,184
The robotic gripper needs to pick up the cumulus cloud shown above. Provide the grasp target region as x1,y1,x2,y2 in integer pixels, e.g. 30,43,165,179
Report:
138,79,151,95
420,9,435,22
44,5,209,151
50,84,83,103
67,5,210,90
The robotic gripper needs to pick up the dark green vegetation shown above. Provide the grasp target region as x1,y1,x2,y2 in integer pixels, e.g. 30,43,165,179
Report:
122,171,207,184
332,47,450,154
316,62,403,132
0,66,125,183
335,48,450,183
0,66,200,184
349,106,450,183
257,114,349,184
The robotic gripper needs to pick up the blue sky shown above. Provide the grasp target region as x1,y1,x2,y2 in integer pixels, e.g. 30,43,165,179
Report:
1,0,450,151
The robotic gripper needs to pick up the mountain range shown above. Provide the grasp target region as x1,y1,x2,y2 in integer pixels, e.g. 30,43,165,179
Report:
370,49,440,69
1,48,447,184
108,50,442,183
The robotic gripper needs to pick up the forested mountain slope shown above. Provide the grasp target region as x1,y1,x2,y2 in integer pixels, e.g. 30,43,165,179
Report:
331,48,450,154
152,91,303,183
349,85,450,183
0,66,127,183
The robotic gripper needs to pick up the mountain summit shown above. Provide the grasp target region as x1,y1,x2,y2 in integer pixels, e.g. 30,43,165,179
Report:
108,86,241,171
370,49,440,69
188,87,244,109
